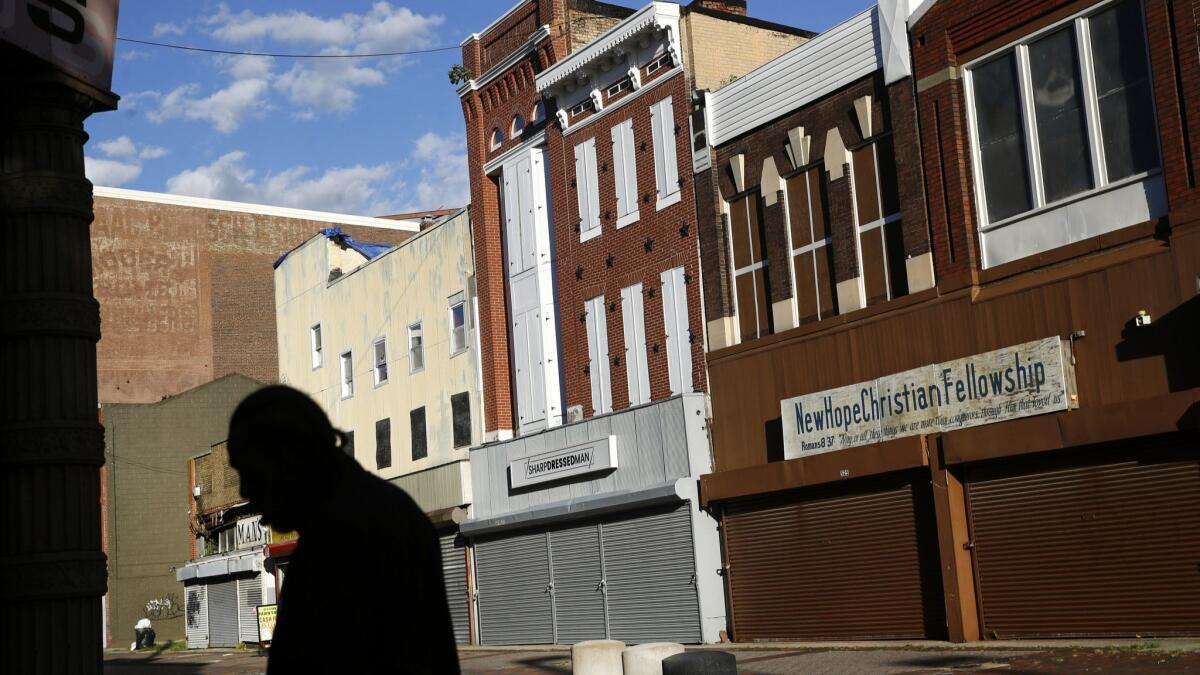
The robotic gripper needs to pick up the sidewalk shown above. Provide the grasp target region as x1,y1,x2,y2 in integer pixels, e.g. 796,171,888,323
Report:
457,637,1200,652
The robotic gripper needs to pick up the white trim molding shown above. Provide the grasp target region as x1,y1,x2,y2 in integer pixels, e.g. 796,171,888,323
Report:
458,25,552,97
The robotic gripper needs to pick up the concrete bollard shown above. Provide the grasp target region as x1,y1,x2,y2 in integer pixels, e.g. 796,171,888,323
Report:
572,639,626,675
662,651,737,675
621,642,685,675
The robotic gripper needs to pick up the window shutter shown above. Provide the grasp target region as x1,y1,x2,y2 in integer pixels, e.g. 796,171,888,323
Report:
409,407,427,461
575,138,600,238
451,392,471,448
621,283,651,406
503,174,523,276
585,296,612,415
661,267,692,395
611,123,626,218
375,418,391,469
652,96,679,203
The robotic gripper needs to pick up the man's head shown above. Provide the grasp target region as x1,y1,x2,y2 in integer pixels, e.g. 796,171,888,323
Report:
228,385,349,531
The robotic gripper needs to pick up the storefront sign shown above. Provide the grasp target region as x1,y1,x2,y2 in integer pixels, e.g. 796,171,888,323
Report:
256,604,277,643
235,515,269,550
509,436,617,489
782,337,1076,459
0,0,120,91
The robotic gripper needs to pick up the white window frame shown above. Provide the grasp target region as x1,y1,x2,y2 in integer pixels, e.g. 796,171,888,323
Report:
620,283,651,407
531,100,546,125
575,137,602,242
448,294,468,357
651,95,682,211
962,0,1162,234
570,98,595,117
490,128,503,150
607,78,632,98
373,337,389,387
661,266,693,396
646,52,671,76
511,114,525,138
408,321,424,374
611,118,640,228
340,350,354,399
584,295,612,416
726,193,769,342
850,141,903,303
784,168,834,324
310,323,323,369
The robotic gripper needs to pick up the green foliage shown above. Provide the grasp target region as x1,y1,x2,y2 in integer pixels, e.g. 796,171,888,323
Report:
448,64,474,86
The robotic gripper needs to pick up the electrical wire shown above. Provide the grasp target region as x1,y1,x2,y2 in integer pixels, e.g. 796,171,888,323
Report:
116,36,461,58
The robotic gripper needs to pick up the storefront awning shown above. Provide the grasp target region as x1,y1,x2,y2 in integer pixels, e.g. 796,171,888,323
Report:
459,480,683,537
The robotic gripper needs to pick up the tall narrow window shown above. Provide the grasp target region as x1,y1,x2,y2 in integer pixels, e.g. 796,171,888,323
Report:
584,295,612,415
340,351,353,398
375,418,391,470
575,137,601,241
310,324,323,369
408,322,424,373
451,392,471,448
343,430,355,458
787,168,838,324
852,135,906,306
373,337,388,386
511,114,525,138
973,52,1033,222
728,192,771,340
449,295,468,356
1089,0,1157,181
651,96,681,210
1029,27,1092,203
410,407,427,461
490,128,503,150
661,266,693,396
611,119,639,227
620,283,651,407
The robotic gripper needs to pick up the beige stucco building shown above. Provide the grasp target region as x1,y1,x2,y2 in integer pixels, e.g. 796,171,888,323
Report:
273,209,478,643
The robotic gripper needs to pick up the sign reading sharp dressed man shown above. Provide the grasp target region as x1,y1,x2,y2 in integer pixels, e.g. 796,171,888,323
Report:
0,0,120,91
782,337,1078,459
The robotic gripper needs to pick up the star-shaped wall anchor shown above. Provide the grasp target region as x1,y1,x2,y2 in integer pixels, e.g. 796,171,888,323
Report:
601,161,608,172
575,266,584,280
570,178,577,188
679,222,690,237
688,330,696,344
644,238,653,252
606,254,614,268
683,272,691,285
579,311,587,323
652,343,660,353
608,301,617,312
648,287,656,298
612,355,621,366
583,365,590,375
677,176,686,187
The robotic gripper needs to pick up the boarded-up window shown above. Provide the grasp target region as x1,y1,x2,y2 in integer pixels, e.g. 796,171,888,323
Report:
728,191,771,340
344,430,355,458
786,168,837,325
451,392,471,448
375,418,391,470
410,407,427,461
852,136,907,306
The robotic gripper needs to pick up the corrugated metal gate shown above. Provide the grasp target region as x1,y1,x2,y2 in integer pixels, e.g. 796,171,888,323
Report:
966,438,1200,638
440,531,471,644
185,585,208,649
724,472,944,640
475,505,700,645
237,575,262,644
207,579,240,647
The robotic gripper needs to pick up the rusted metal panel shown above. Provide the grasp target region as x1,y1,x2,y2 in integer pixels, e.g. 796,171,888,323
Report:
966,436,1200,637
724,472,945,640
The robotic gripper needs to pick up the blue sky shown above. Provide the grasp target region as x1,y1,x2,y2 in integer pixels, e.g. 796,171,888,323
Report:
84,1,872,216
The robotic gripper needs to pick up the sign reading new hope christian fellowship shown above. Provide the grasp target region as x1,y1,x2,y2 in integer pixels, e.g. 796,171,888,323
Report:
782,337,1077,459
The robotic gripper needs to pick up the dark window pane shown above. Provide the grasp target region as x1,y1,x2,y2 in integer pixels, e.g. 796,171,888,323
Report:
1029,27,1093,203
375,418,391,470
451,392,471,448
410,407,427,461
1090,0,1158,180
973,52,1033,221
344,430,355,457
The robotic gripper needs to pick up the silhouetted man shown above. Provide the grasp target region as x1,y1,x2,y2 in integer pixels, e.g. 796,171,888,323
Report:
228,386,460,674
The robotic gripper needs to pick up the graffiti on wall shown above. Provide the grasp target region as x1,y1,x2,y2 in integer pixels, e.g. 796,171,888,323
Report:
145,593,184,620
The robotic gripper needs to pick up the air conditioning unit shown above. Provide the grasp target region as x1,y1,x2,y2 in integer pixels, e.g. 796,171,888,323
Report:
566,405,584,424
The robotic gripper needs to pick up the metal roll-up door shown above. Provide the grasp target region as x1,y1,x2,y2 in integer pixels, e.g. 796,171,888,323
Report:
549,523,607,644
185,585,208,649
967,439,1200,637
237,575,262,644
475,531,554,645
207,579,240,647
439,532,470,644
603,505,701,644
724,473,944,640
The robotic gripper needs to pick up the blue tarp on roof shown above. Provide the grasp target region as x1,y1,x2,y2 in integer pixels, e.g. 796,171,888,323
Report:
273,227,393,269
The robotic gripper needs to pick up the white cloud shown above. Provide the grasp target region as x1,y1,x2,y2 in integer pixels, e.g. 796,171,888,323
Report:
120,49,151,61
166,151,399,215
97,136,137,159
274,55,385,115
148,77,270,134
205,2,442,53
85,157,143,187
153,21,187,37
398,131,470,212
139,145,169,160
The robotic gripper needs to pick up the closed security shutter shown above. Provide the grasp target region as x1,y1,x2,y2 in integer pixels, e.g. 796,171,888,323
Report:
207,579,240,647
440,532,470,644
603,506,701,644
724,473,944,640
550,524,607,644
237,575,262,644
185,585,208,649
476,531,554,645
966,439,1200,638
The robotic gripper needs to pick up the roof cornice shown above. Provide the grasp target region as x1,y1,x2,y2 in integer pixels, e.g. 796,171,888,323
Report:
536,2,680,94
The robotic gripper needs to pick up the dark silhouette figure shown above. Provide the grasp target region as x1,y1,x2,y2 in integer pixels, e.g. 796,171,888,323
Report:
228,386,460,674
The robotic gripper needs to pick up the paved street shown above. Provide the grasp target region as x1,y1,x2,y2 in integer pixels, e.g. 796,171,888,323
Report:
103,641,1200,674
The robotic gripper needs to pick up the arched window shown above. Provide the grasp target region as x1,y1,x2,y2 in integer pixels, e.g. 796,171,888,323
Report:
511,114,526,138
490,128,503,150
531,100,546,125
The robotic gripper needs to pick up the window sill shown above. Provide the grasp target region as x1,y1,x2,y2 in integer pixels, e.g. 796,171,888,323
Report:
980,170,1160,234
449,346,468,359
616,211,640,229
374,378,389,389
580,226,602,243
656,191,681,212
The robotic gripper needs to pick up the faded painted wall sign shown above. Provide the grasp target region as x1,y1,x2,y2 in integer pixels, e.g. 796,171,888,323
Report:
509,436,617,489
235,515,269,550
0,0,120,91
781,337,1077,459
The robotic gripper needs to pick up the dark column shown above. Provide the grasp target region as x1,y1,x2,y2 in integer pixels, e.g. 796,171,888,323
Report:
0,57,108,674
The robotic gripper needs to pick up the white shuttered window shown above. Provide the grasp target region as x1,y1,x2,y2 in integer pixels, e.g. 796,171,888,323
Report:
575,138,601,242
620,283,650,406
660,266,693,395
651,96,681,210
611,119,639,227
584,296,612,415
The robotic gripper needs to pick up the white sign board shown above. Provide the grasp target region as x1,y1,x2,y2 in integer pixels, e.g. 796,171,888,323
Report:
509,436,617,489
235,515,269,551
782,337,1076,459
0,0,120,91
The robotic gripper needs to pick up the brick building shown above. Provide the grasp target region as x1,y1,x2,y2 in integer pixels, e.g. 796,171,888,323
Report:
696,0,1199,643
455,0,810,645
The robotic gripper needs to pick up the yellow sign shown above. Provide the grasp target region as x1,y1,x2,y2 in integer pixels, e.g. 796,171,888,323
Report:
271,529,298,544
256,604,278,642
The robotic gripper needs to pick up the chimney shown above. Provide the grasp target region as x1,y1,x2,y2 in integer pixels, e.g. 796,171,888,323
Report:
689,0,747,16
